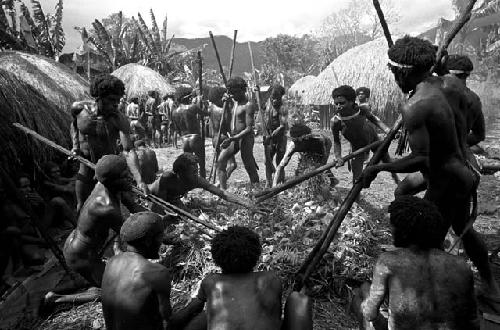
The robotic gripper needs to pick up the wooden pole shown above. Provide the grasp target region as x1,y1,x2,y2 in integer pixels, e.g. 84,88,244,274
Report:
228,30,238,78
198,50,206,179
372,0,393,48
12,123,221,234
255,140,384,203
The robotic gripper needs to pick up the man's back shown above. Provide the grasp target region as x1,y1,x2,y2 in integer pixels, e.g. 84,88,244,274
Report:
102,252,166,330
200,271,282,330
384,248,477,330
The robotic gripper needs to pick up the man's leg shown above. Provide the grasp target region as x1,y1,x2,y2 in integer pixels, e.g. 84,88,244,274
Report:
351,154,366,184
183,135,206,179
227,156,237,181
239,134,259,184
75,165,95,213
264,143,276,188
351,282,388,330
216,143,237,190
275,137,287,184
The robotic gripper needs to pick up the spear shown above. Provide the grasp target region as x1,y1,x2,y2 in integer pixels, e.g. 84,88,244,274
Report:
12,123,221,234
197,50,207,179
228,30,238,78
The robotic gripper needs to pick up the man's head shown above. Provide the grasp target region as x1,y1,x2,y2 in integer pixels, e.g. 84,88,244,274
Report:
17,173,31,195
175,86,193,105
447,54,473,81
121,212,165,259
332,85,357,112
270,84,285,108
387,36,436,93
42,161,61,180
95,155,130,191
388,196,448,249
211,226,262,273
289,123,312,140
208,86,227,108
355,87,370,103
148,90,157,98
134,139,146,149
130,97,139,104
90,74,126,113
173,153,199,184
226,77,248,102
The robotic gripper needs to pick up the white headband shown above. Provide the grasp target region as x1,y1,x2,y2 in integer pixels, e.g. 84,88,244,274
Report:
448,69,470,75
388,59,414,69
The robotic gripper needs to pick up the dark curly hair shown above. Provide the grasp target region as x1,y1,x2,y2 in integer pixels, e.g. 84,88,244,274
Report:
355,87,370,98
208,86,227,108
90,74,125,98
388,196,449,249
175,86,193,105
332,85,357,102
172,153,199,176
388,36,436,73
447,54,473,77
211,226,262,273
271,84,286,99
226,76,247,93
289,123,312,139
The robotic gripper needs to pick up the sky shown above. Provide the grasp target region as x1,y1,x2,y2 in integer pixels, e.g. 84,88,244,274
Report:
38,0,457,52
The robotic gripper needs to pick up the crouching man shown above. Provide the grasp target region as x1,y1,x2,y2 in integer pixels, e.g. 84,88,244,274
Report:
352,196,478,330
167,226,313,330
102,212,172,330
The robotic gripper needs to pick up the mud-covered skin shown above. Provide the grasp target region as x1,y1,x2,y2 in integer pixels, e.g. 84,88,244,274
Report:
263,101,288,187
63,182,124,286
102,252,172,330
361,247,478,330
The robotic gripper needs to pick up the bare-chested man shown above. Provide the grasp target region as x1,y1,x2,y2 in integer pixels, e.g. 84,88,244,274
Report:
331,85,399,184
71,74,148,212
63,155,130,287
207,86,237,182
149,153,256,213
102,212,172,330
217,77,259,190
273,123,337,187
359,36,500,307
168,226,312,330
146,90,162,147
263,84,288,188
356,87,371,107
158,93,176,146
172,86,207,178
134,140,159,185
352,196,479,330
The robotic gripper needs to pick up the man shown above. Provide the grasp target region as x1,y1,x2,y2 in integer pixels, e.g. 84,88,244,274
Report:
356,87,371,107
70,74,148,212
168,226,312,330
149,153,255,213
172,86,206,178
134,140,159,185
216,77,259,189
102,212,172,330
146,90,162,147
207,86,237,183
394,54,485,197
353,196,479,330
360,36,500,307
63,154,130,287
263,84,288,188
331,85,399,184
126,97,140,120
158,94,176,146
273,123,337,187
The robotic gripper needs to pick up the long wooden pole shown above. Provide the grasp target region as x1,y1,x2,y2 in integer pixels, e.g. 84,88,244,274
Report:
12,123,221,234
198,50,206,179
372,0,393,48
255,140,384,203
228,30,238,78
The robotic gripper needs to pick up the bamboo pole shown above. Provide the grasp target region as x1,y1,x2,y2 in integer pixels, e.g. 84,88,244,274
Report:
228,30,238,78
198,50,206,179
12,123,221,234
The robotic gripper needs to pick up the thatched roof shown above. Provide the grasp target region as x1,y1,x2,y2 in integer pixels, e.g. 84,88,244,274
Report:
0,51,91,111
289,75,318,97
301,38,405,123
112,63,175,100
0,69,72,176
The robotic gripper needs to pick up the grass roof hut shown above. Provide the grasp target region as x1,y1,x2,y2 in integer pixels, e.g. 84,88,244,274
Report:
288,75,318,101
0,69,71,176
302,37,406,124
112,63,175,100
0,51,91,111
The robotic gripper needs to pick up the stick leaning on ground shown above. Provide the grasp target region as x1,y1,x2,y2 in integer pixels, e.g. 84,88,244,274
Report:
12,123,222,235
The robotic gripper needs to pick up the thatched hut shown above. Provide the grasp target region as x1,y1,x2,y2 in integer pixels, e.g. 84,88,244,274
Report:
302,37,406,125
288,75,318,100
112,63,175,100
0,69,71,176
0,51,91,111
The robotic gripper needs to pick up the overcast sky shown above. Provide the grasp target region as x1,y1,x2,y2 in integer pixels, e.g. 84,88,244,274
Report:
39,0,457,52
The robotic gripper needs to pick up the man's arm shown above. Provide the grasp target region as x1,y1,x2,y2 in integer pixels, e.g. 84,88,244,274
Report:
331,119,342,160
142,264,172,323
271,107,288,137
362,255,390,321
360,104,390,134
43,180,74,195
273,142,296,187
230,103,256,141
197,177,255,209
168,278,207,329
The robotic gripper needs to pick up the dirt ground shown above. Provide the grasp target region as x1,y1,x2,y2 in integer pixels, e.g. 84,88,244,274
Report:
32,132,500,330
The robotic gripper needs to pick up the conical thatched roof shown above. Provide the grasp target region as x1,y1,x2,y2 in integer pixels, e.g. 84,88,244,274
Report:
0,69,72,176
0,51,91,111
112,63,175,100
289,75,318,97
302,38,405,123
